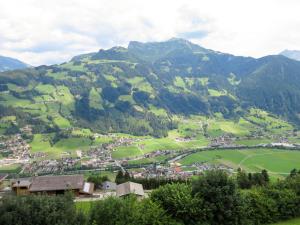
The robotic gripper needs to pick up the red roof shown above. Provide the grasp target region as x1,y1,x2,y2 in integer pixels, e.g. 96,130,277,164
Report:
174,167,182,173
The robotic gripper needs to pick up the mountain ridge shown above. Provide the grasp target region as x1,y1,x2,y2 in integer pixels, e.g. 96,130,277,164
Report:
280,49,300,61
0,55,29,72
1,38,300,137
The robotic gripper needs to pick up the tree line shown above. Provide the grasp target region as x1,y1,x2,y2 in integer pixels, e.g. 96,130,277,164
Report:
1,169,300,225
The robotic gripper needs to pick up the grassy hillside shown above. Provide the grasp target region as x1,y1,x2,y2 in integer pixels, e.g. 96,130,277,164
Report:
1,38,300,139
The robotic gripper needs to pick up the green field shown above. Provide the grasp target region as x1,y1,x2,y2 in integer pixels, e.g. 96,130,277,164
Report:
271,218,300,225
111,135,209,159
179,148,300,177
0,164,22,173
30,134,93,158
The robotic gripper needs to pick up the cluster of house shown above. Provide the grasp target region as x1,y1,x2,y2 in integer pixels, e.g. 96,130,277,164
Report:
22,158,80,175
0,134,31,160
210,135,234,147
175,137,193,142
129,163,192,179
192,162,234,173
1,174,145,199
20,125,33,135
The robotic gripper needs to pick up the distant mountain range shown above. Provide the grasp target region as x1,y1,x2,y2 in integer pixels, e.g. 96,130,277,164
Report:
280,49,300,61
1,38,300,136
0,55,29,72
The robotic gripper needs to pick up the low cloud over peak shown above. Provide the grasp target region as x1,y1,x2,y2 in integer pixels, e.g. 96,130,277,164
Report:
0,0,300,66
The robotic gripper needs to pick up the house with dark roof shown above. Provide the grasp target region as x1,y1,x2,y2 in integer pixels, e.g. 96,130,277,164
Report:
116,181,144,199
11,175,94,196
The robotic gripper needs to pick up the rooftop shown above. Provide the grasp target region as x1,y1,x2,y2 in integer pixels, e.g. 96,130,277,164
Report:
29,175,84,192
116,181,144,197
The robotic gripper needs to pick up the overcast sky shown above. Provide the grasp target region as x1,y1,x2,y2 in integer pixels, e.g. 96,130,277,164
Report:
0,0,299,66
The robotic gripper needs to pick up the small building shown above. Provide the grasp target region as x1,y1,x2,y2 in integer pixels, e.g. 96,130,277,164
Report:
102,181,117,191
11,178,32,196
116,181,144,199
11,175,94,196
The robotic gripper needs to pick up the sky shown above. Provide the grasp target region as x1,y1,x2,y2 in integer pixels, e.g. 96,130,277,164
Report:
0,0,300,66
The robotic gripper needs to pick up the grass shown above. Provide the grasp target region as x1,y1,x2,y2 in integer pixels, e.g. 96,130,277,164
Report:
111,135,209,159
54,137,92,151
179,148,300,177
112,145,142,159
208,89,225,97
127,76,153,93
30,134,93,158
75,201,96,214
234,138,273,146
174,76,186,89
205,117,254,137
128,155,169,165
0,164,22,173
89,87,103,110
270,218,300,225
53,115,71,129
246,108,293,133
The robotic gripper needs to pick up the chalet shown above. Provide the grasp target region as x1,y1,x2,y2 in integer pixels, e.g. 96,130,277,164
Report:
116,181,144,199
11,175,94,196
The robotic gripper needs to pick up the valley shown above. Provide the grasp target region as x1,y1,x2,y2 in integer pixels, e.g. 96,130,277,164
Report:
1,38,300,179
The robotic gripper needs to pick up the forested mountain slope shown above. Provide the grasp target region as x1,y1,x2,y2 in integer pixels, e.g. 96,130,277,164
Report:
0,55,29,72
1,38,300,137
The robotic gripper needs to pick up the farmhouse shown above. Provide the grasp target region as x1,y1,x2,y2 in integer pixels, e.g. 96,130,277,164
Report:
11,175,94,196
116,181,144,199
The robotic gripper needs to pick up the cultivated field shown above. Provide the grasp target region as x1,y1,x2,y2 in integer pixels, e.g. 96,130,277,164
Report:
179,148,300,177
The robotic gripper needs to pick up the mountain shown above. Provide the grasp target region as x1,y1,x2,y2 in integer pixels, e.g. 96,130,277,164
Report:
1,38,300,137
0,55,29,72
280,49,300,61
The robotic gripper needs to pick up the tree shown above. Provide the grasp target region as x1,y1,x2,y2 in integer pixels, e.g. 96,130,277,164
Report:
290,168,298,177
115,170,124,184
261,169,270,183
151,183,202,224
236,169,252,189
0,194,86,225
87,174,110,189
192,170,244,225
89,196,176,225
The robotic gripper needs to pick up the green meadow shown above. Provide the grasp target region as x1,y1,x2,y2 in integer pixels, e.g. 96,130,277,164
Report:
179,148,300,177
30,134,93,158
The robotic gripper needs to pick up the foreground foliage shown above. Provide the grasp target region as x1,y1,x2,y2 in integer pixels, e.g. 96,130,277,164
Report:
1,170,300,225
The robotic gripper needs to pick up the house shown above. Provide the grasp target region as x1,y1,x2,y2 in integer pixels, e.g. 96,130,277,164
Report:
102,181,117,191
11,175,94,196
116,181,144,199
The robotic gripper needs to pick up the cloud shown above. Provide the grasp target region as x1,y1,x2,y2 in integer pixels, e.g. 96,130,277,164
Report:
0,0,300,65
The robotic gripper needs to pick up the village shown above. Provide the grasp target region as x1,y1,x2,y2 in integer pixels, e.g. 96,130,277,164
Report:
1,131,300,177
1,129,300,195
